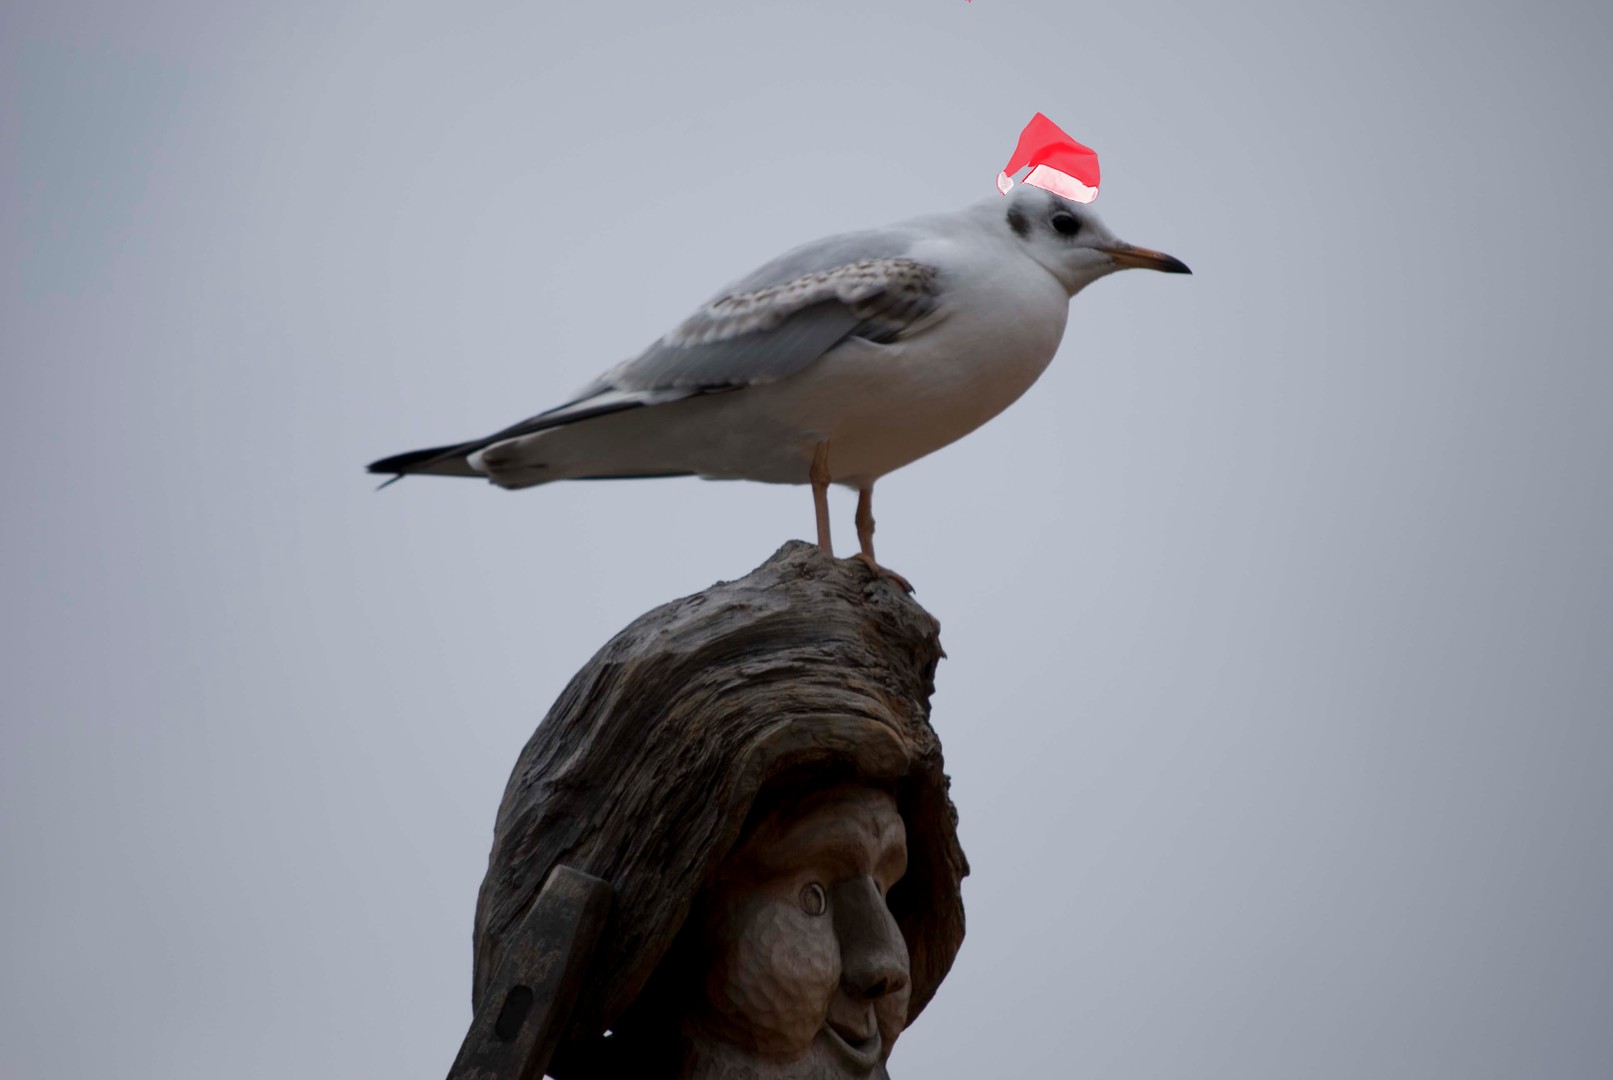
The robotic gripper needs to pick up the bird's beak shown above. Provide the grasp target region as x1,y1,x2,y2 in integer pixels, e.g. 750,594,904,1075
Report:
1099,243,1192,274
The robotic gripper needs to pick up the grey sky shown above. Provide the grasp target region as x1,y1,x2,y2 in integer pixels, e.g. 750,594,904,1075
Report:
3,1,1610,1078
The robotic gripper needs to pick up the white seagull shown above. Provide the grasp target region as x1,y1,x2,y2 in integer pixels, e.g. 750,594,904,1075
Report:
369,185,1188,587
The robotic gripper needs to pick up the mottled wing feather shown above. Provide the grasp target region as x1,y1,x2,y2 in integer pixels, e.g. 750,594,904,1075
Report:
606,301,861,393
598,234,941,394
672,257,937,347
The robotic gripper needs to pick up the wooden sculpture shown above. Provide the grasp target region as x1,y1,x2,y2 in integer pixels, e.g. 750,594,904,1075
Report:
453,541,968,1079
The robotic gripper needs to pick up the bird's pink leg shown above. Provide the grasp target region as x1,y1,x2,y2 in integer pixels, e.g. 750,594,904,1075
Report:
811,441,833,556
853,485,914,593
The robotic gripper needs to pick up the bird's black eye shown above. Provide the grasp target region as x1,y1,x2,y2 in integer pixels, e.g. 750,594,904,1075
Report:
1051,212,1081,237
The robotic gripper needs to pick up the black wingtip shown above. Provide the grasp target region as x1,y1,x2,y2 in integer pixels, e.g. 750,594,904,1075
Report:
367,442,472,477
374,473,406,491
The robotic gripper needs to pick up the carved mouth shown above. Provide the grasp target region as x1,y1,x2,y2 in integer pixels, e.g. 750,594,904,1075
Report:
824,1022,884,1070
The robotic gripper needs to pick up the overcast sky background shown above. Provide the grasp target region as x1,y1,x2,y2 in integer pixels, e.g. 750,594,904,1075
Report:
4,2,1611,1078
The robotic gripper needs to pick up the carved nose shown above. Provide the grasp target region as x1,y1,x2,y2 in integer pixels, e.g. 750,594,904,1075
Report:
831,876,910,1000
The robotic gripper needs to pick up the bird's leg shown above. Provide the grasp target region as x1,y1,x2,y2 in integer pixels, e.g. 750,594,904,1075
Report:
854,486,877,563
852,485,914,593
811,441,833,556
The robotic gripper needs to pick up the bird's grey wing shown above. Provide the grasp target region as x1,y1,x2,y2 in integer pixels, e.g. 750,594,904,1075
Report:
585,228,942,396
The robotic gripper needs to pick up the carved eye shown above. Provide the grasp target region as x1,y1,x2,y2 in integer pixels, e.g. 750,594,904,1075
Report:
1051,212,1081,237
799,883,827,917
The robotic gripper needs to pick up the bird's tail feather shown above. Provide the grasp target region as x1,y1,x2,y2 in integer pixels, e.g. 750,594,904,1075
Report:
367,442,486,482
365,389,674,487
366,384,716,488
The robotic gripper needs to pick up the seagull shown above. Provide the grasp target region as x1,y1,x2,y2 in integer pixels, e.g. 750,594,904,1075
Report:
368,186,1188,587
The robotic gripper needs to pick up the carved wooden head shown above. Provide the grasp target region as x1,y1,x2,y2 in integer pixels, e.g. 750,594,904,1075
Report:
679,784,911,1078
472,543,968,1079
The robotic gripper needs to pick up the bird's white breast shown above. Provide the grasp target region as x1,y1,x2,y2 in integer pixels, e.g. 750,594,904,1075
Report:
752,234,1071,487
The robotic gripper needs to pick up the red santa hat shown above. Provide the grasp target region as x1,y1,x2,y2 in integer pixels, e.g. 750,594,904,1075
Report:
997,113,1101,203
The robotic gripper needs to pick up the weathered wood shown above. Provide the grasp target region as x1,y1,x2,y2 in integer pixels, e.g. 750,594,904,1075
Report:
471,541,968,1078
447,865,611,1080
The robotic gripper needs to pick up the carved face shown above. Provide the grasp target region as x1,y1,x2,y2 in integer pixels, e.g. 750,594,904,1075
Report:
681,784,911,1079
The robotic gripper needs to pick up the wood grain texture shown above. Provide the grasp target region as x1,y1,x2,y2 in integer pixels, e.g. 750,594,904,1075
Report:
471,541,967,1075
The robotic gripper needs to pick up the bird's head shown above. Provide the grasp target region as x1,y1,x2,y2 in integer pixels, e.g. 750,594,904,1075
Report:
1000,185,1190,296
